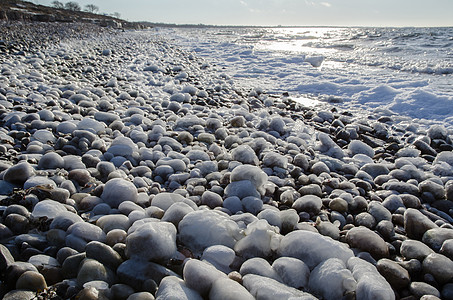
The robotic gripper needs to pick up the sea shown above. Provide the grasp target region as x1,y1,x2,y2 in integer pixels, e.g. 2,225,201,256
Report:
152,26,453,127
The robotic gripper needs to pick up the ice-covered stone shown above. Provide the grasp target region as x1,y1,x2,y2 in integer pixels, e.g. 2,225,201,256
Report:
232,145,259,165
107,136,138,157
96,214,131,233
183,259,227,296
209,277,255,300
162,202,195,227
240,257,281,281
33,129,56,143
225,180,261,199
179,210,241,255
230,165,268,195
347,257,395,300
24,176,56,190
234,219,280,259
242,274,316,300
126,221,177,263
151,192,197,211
77,118,105,133
262,152,288,169
278,230,354,269
308,258,356,300
155,276,202,300
272,257,309,289
349,140,375,158
201,245,236,274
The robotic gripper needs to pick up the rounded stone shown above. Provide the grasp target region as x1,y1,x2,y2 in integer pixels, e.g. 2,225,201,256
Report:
37,152,65,170
16,270,47,292
422,253,453,284
404,208,438,240
77,258,116,287
329,198,349,213
346,226,389,258
401,240,434,261
409,282,440,298
201,191,223,209
376,258,410,289
292,195,322,215
3,162,35,184
101,178,138,208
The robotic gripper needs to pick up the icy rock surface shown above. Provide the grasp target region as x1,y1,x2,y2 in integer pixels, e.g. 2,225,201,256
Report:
125,221,177,263
179,210,241,255
278,230,354,269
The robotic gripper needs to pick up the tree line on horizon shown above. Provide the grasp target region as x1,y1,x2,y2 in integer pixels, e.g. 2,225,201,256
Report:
50,1,121,19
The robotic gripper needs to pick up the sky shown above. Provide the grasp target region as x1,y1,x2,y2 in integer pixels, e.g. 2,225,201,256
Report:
35,0,453,27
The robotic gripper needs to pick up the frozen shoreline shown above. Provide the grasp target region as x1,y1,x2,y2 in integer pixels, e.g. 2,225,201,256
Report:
1,22,453,299
154,26,453,127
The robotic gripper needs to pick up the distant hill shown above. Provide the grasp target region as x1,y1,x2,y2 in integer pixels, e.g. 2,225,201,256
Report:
0,0,142,29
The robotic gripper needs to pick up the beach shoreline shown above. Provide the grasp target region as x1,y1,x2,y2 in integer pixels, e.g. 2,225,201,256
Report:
1,21,453,299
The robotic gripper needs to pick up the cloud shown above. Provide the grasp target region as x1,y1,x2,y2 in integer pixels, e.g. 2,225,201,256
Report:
240,0,248,6
320,2,331,7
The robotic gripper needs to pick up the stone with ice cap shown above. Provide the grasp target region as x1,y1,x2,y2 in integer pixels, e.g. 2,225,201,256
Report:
278,230,354,269
230,165,268,195
125,221,177,263
178,210,241,255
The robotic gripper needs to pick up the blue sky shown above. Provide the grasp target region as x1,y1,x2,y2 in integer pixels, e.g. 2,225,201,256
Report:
36,0,453,27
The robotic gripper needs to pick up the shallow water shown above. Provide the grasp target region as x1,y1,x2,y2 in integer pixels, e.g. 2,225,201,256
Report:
152,26,453,126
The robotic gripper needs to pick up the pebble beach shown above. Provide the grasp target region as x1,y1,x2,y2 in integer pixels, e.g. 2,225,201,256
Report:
1,21,453,300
